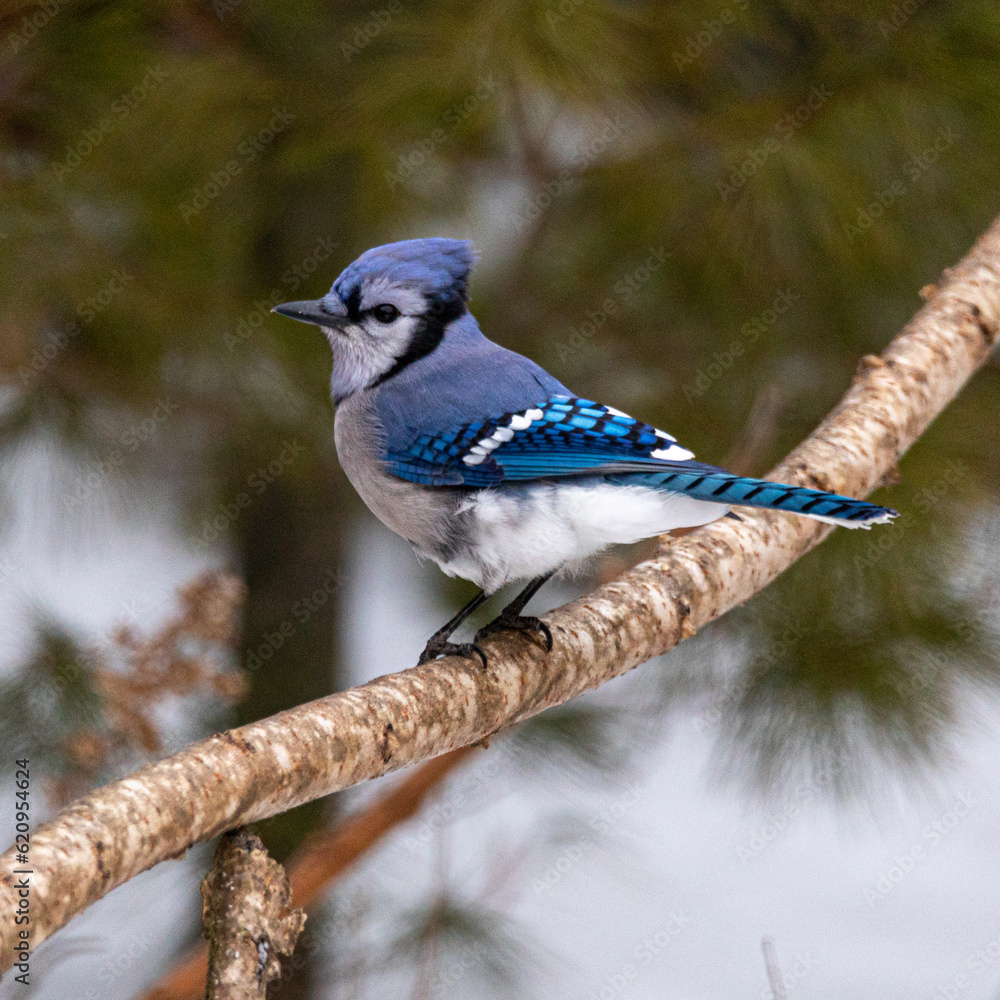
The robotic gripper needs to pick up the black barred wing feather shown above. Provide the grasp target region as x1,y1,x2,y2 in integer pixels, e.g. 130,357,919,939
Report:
384,395,696,487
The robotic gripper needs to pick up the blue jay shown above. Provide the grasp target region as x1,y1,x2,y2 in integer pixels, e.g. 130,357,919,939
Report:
274,238,897,666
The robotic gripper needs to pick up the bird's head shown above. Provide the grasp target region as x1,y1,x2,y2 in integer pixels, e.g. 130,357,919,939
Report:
273,237,475,400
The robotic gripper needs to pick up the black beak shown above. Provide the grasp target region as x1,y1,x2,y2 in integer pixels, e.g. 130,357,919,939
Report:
272,299,344,327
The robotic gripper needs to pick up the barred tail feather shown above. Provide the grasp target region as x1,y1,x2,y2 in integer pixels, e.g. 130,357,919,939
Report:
791,507,897,528
619,467,898,528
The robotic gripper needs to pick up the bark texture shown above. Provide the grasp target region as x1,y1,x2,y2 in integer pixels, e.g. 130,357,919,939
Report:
201,829,305,1000
0,216,999,975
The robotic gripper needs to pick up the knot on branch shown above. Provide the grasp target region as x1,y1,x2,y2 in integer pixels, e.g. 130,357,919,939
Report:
674,596,697,640
854,354,887,383
968,302,999,346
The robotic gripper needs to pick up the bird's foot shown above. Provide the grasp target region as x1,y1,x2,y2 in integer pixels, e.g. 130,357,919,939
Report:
474,613,553,652
417,638,487,669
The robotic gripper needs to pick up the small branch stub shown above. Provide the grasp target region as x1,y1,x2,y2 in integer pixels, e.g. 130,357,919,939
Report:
201,829,306,1000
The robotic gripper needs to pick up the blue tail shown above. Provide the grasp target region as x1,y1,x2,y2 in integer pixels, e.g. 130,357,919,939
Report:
612,464,897,528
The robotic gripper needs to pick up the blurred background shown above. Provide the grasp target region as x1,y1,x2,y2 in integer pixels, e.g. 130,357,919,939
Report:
1,0,1000,997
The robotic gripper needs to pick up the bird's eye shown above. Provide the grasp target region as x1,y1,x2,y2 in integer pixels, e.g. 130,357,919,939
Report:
371,304,400,324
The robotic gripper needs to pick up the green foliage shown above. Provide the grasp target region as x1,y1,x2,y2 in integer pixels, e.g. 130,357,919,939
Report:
512,703,639,778
1,0,998,835
381,895,531,992
0,623,102,781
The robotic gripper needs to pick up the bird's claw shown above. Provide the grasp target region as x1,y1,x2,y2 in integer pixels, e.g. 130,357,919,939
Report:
417,640,488,669
474,614,553,652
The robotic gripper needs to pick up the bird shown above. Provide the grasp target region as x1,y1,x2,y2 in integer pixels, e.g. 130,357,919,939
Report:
273,238,897,667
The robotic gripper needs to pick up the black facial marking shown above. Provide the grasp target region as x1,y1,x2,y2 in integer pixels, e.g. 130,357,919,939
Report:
344,284,362,321
368,293,466,390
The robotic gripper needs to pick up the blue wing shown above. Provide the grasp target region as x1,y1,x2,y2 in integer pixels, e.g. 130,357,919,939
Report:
384,395,697,487
384,394,899,528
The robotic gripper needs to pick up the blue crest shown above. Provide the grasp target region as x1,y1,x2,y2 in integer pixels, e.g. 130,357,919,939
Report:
326,238,475,314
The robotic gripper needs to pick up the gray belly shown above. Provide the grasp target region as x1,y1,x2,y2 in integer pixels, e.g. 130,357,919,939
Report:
333,393,464,561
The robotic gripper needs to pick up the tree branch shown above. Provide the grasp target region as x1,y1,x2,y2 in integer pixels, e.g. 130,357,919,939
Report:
1,215,998,976
200,829,305,1000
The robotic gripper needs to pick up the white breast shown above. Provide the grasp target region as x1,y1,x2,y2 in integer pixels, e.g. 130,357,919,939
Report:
434,480,729,593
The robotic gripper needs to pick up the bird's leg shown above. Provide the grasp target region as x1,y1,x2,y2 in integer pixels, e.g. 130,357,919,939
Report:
474,573,554,652
417,588,489,667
